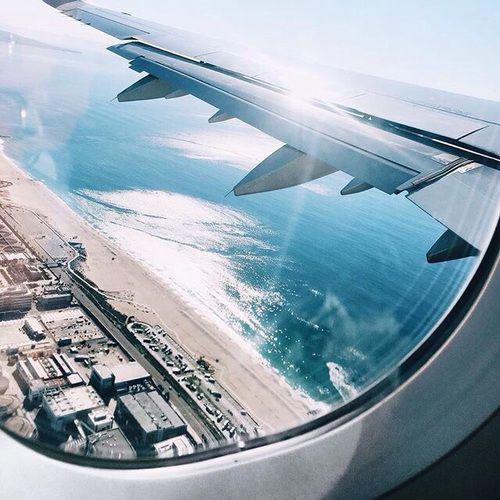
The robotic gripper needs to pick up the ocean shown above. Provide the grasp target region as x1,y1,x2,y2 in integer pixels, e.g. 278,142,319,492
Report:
0,43,476,405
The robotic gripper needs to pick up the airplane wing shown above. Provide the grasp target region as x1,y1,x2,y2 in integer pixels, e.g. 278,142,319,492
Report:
42,0,500,262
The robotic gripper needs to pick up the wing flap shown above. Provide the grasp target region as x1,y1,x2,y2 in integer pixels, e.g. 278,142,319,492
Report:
407,163,500,252
233,145,338,196
426,230,480,264
42,0,500,261
117,74,178,102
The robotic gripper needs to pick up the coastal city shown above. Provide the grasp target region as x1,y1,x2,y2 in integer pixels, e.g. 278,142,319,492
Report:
0,197,264,460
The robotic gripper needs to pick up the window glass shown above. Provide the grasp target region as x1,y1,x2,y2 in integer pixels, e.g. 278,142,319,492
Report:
0,0,498,462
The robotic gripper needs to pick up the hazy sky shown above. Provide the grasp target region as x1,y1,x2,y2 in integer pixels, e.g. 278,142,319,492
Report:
2,0,499,100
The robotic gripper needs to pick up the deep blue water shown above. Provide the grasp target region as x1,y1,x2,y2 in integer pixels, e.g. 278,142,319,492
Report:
0,43,475,404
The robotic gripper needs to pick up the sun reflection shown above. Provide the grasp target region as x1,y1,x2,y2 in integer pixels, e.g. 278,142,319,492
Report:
20,108,27,126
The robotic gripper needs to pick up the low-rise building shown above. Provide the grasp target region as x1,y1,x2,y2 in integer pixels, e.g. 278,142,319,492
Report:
23,317,46,340
111,362,151,394
37,285,73,310
52,353,77,377
86,408,114,432
42,386,104,432
27,379,45,407
90,364,114,396
23,264,42,281
0,285,31,314
115,390,187,448
67,373,85,387
153,435,195,458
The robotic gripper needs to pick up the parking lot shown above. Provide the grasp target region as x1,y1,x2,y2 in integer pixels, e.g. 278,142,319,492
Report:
128,321,260,441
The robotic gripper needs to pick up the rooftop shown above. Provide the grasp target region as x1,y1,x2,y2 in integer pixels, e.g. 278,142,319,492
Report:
118,391,185,435
43,386,104,419
111,362,150,385
92,364,114,381
24,317,45,332
0,284,30,296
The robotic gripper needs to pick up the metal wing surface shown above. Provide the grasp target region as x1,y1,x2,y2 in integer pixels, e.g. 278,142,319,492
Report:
42,0,500,262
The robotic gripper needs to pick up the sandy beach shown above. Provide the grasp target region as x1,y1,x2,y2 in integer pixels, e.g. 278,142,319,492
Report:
0,146,318,432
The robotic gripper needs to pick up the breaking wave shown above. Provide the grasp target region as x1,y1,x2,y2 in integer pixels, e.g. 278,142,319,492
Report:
326,361,358,402
72,188,281,341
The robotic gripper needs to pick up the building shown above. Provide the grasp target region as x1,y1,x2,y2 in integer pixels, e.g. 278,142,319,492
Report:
86,408,114,432
23,264,42,281
14,360,35,391
52,353,77,377
0,285,31,314
90,364,114,396
27,379,45,407
40,307,104,343
14,357,60,389
153,435,195,458
14,352,80,394
115,391,187,447
37,285,73,310
23,317,46,340
67,373,85,387
111,362,150,394
42,386,104,432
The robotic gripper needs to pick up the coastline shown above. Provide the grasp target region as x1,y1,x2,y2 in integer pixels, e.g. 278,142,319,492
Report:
0,143,321,432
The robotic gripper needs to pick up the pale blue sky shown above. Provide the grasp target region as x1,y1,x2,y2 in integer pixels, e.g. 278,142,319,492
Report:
2,0,499,99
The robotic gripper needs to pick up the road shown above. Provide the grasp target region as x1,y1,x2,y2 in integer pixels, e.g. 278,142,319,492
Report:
56,267,223,448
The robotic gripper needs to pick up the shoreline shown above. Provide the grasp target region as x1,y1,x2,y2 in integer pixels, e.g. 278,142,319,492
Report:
0,142,323,432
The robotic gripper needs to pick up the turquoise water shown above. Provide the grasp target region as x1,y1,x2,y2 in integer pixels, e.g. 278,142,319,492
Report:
0,44,474,404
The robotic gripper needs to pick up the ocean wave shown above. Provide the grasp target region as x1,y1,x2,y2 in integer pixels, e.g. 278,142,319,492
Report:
72,188,280,341
326,361,358,402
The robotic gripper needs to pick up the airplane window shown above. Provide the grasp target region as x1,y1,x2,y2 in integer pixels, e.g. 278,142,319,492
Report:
0,0,498,464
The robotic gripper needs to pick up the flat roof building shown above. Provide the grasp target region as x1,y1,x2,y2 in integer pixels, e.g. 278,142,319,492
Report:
111,362,151,394
23,317,46,340
115,391,187,448
90,364,114,396
38,285,73,310
86,408,114,433
0,285,31,314
42,386,104,431
153,435,195,459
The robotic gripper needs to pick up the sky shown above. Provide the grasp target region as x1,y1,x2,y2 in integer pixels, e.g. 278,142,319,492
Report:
1,0,499,100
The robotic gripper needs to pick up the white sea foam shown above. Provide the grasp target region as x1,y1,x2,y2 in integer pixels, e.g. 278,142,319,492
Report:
71,188,326,412
326,361,358,402
73,189,276,340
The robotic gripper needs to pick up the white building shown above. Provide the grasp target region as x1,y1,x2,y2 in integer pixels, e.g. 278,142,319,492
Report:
111,362,151,394
23,317,46,340
42,386,105,432
86,408,114,433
